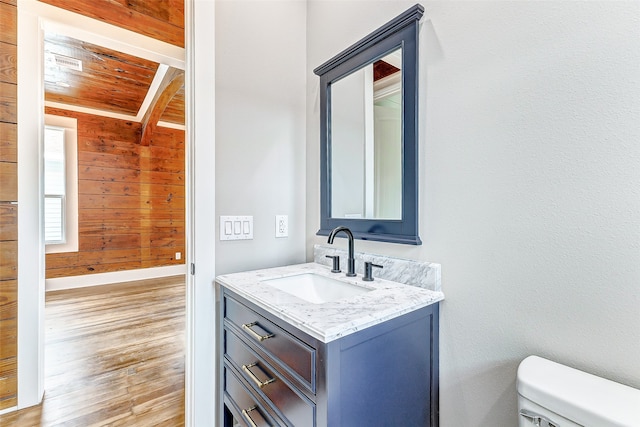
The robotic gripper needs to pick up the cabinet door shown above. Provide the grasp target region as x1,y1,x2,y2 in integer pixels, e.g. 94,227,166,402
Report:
327,305,439,427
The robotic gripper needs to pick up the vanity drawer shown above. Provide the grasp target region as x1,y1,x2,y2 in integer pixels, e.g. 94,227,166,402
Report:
224,366,280,427
225,329,315,427
224,295,315,390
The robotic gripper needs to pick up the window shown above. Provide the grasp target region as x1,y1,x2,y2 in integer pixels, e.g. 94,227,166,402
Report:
44,115,78,253
44,126,66,243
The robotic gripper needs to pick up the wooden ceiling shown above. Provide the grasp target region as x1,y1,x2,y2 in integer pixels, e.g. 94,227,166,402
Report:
39,0,185,48
40,0,185,126
44,33,158,116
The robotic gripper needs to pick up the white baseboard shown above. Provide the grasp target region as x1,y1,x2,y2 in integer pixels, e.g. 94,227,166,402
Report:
0,406,18,416
45,264,188,291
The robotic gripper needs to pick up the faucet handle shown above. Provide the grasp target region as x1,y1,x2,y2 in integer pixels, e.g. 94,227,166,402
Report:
326,255,341,273
363,262,383,281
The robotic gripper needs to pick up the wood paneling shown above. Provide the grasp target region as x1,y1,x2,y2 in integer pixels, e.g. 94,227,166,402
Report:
0,241,17,279
0,81,17,123
45,249,141,270
0,303,17,411
0,3,17,46
0,0,17,411
45,108,185,279
0,161,16,201
0,281,17,340
0,42,17,85
78,194,185,211
78,166,141,183
79,180,141,196
0,318,16,359
0,123,17,162
78,151,141,171
0,204,17,241
0,276,185,425
38,0,185,48
0,378,15,416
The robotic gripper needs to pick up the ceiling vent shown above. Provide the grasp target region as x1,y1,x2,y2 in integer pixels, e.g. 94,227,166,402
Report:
53,54,83,72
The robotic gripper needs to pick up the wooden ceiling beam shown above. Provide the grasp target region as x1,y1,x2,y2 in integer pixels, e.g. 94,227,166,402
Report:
140,67,184,146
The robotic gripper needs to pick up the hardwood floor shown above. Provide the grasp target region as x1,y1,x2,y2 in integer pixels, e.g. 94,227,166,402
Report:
0,275,186,426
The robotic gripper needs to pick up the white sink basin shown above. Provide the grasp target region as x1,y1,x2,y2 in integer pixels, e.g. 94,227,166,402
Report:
261,273,371,304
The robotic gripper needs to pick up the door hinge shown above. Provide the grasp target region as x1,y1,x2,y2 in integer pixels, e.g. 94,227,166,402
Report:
190,263,195,275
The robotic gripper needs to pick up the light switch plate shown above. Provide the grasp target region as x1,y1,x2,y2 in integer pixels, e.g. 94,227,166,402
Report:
220,215,253,241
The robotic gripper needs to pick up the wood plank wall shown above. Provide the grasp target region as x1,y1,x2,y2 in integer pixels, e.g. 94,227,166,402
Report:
45,108,185,279
38,0,185,48
0,0,18,411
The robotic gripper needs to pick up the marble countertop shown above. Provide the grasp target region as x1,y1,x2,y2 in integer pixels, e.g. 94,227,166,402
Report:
216,262,444,343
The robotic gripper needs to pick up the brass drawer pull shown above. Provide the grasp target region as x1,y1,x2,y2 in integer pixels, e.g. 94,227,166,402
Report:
241,405,267,427
242,362,276,389
242,322,274,342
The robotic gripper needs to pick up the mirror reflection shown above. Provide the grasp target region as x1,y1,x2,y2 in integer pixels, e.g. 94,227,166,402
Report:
330,49,402,220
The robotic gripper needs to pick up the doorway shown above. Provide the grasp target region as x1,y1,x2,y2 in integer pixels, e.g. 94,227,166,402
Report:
16,1,219,424
10,0,198,421
38,3,188,420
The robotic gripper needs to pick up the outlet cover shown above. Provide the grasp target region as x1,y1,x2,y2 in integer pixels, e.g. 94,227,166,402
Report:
275,215,288,238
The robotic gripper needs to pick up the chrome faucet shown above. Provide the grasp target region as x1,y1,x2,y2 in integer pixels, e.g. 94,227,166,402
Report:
327,226,356,277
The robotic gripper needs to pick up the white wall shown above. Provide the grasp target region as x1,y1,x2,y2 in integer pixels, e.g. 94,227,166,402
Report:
215,0,307,275
306,1,640,425
331,70,367,218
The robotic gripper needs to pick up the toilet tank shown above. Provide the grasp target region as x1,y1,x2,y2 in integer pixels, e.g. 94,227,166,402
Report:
517,355,640,427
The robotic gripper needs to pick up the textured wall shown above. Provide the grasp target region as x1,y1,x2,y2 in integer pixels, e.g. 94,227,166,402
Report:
214,0,307,275
306,1,640,425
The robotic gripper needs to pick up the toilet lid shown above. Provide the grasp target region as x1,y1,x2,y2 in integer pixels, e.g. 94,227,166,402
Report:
517,356,640,426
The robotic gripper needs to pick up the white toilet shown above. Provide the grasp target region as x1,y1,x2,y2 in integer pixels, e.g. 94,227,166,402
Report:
517,355,640,427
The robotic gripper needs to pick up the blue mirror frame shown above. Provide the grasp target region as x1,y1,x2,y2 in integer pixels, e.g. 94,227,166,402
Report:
314,4,424,245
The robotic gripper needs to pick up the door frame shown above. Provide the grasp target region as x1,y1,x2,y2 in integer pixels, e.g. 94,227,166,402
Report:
16,1,217,424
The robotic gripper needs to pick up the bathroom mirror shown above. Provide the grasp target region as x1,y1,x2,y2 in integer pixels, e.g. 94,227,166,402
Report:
331,49,403,221
314,4,423,244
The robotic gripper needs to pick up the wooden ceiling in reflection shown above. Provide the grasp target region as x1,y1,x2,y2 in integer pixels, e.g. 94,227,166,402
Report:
373,60,400,81
40,0,185,126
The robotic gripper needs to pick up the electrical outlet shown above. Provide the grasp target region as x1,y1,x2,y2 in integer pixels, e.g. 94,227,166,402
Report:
275,215,288,238
175,252,181,260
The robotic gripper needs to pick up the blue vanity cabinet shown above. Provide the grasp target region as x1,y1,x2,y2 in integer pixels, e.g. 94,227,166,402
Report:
219,286,440,427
